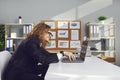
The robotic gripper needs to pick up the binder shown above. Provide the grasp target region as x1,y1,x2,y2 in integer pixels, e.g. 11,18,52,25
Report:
101,39,106,50
90,25,94,38
104,25,109,37
96,26,100,37
109,25,114,36
6,39,10,51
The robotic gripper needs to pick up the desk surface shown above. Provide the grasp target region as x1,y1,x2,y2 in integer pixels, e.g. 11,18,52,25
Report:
45,56,120,80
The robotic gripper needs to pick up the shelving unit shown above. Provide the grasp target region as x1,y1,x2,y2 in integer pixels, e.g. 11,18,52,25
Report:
5,23,34,53
86,22,116,63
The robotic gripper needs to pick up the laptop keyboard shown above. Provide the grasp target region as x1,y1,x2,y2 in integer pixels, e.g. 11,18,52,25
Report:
61,56,84,63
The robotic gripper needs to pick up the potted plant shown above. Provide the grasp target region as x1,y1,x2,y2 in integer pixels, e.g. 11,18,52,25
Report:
97,16,107,24
0,24,5,51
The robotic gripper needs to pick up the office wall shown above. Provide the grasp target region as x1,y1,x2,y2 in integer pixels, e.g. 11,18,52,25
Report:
0,0,87,23
81,0,120,66
114,0,120,66
0,0,120,66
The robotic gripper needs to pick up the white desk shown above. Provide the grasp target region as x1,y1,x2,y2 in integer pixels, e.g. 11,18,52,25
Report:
45,56,120,80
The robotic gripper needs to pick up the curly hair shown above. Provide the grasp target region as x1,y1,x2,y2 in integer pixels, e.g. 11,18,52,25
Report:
26,22,51,48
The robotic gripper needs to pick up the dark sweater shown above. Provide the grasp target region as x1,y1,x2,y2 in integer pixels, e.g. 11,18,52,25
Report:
2,36,59,80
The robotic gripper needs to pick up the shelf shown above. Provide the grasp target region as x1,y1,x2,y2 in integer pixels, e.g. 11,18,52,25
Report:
89,37,115,40
5,23,34,52
91,50,115,53
5,23,34,26
88,22,115,25
86,21,116,63
6,37,25,40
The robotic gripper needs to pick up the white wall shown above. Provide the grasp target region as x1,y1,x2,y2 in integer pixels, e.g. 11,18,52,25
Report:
0,0,87,23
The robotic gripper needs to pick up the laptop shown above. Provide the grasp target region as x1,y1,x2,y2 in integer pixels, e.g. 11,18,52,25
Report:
61,40,88,63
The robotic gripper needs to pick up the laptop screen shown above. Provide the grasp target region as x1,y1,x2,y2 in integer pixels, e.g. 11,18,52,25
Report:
80,40,88,61
61,40,88,63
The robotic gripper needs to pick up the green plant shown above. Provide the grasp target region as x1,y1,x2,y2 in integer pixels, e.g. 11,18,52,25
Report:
97,16,107,21
0,24,5,51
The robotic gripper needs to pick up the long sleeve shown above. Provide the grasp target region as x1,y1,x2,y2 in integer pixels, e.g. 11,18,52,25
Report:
24,37,59,65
